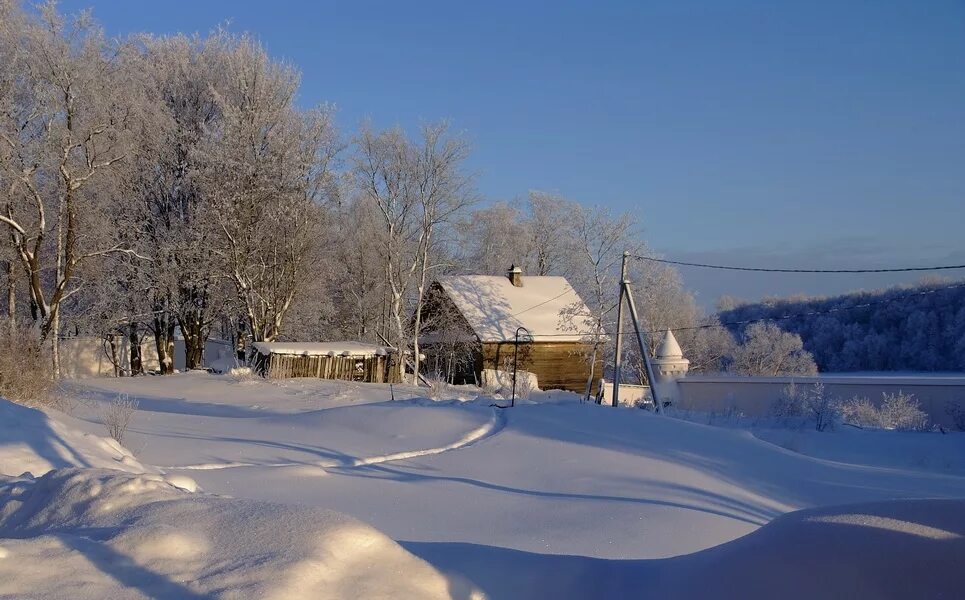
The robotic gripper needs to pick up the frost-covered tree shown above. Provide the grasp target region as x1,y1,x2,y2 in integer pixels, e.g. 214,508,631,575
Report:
562,204,640,399
0,3,138,375
528,191,578,276
729,322,818,376
352,122,474,377
454,201,533,276
200,34,340,344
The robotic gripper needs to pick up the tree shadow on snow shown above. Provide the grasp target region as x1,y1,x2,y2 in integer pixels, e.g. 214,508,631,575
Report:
332,463,772,526
0,401,92,474
402,498,965,600
72,386,277,419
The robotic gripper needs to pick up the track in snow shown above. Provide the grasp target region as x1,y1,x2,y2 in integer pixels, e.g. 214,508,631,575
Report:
162,407,507,472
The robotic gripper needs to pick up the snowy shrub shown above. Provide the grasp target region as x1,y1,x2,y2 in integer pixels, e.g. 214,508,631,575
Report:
514,374,534,401
0,325,54,406
774,382,809,419
103,394,139,444
426,376,455,401
807,383,839,432
880,391,928,431
228,367,258,385
481,376,500,398
946,402,965,432
839,392,929,431
774,382,839,431
707,404,746,426
839,396,881,429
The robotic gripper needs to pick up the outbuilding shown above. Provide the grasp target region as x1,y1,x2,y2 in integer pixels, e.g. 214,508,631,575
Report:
251,342,402,383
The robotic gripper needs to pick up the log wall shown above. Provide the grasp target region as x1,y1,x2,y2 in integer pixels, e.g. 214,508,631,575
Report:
479,341,602,395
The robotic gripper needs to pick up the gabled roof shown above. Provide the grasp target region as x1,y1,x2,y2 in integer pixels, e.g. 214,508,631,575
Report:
434,275,593,343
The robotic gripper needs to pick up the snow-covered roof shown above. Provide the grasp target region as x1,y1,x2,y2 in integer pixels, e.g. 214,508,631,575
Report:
252,342,394,357
435,275,593,343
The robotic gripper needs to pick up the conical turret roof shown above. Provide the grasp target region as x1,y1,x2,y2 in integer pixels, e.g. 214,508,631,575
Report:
655,330,683,359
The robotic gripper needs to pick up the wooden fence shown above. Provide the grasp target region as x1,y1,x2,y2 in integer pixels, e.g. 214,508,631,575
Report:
254,351,403,383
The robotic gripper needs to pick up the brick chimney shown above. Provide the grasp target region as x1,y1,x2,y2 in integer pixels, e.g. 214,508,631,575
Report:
507,264,523,287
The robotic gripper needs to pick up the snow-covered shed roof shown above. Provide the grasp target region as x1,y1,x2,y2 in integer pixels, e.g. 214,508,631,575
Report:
435,275,593,343
252,342,394,357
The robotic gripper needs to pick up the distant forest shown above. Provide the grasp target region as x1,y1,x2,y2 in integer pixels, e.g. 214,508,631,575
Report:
717,279,965,372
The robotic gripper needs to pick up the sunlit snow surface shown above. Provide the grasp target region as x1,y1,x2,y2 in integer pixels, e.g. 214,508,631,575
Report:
1,371,963,598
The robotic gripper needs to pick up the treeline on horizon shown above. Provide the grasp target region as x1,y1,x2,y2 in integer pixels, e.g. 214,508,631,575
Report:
717,278,965,373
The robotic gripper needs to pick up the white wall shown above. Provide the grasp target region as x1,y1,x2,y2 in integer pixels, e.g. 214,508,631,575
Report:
60,337,232,378
600,382,651,407
676,374,965,429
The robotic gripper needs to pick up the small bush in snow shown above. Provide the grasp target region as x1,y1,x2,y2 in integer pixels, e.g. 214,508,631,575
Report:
880,391,928,431
839,396,881,429
514,374,534,401
228,367,257,385
0,325,54,406
838,392,929,431
426,376,454,401
103,394,139,444
774,382,839,431
774,382,809,419
808,384,839,432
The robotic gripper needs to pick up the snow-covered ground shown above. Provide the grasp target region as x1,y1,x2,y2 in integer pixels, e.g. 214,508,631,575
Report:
2,372,964,598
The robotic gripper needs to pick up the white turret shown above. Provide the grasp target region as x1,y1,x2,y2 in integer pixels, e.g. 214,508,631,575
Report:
652,330,689,383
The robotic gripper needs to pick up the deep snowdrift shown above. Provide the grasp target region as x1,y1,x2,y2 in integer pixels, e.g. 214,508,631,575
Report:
0,399,150,477
0,468,458,600
407,498,965,600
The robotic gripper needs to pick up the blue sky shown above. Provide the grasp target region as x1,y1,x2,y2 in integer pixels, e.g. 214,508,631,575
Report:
63,0,965,307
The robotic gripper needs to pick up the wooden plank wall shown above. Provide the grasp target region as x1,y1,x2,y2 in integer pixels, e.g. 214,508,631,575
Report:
258,353,403,383
480,342,603,395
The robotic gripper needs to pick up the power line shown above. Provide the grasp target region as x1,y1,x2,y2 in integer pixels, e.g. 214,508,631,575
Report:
632,255,965,274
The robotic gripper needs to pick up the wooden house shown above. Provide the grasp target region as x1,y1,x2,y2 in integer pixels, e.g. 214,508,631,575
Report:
252,342,402,383
420,266,603,395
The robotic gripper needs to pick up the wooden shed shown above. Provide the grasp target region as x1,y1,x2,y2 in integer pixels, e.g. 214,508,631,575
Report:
420,267,603,395
251,342,403,383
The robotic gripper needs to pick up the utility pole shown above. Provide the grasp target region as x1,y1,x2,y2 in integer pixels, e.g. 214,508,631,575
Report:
612,251,629,407
624,283,662,414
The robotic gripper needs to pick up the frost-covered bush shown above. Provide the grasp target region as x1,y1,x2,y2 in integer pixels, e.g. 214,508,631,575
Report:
774,382,839,431
0,325,54,406
839,392,929,431
102,394,139,444
427,376,455,401
514,374,534,401
807,383,839,432
839,396,881,429
774,382,809,419
880,391,928,431
228,367,258,384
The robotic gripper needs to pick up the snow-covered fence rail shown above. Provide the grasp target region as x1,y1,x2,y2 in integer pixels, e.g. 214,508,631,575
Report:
675,374,965,429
